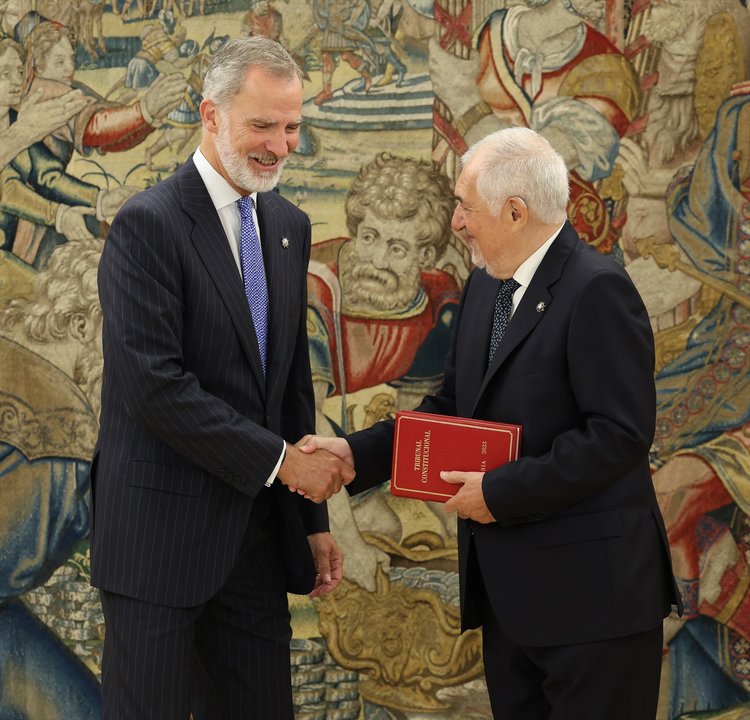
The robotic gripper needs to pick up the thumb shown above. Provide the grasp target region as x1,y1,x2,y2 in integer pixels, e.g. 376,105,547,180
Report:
296,434,318,454
440,471,466,485
316,555,332,583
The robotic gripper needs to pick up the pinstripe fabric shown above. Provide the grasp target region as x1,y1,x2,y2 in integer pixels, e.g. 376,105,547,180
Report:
91,156,326,717
101,534,293,720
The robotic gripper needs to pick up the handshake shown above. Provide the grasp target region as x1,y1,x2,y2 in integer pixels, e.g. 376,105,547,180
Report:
276,435,356,503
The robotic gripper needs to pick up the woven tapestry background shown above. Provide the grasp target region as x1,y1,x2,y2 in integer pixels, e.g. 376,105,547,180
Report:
1,0,749,718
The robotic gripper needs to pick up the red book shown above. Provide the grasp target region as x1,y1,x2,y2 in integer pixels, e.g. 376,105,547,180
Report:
390,411,522,502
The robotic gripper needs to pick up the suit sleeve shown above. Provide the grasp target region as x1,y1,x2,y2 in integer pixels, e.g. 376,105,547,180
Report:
483,267,657,524
345,271,475,493
99,197,285,499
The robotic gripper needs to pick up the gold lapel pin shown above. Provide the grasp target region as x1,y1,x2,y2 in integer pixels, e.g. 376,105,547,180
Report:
536,301,546,313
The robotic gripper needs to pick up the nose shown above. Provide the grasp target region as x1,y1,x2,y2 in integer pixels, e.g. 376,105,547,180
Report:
266,126,297,159
370,242,389,269
451,204,465,232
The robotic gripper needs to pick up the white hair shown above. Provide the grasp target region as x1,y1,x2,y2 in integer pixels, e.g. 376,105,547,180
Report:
202,36,302,109
462,127,570,224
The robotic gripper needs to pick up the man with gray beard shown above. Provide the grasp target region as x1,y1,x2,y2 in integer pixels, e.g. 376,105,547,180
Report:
91,36,354,719
307,152,461,426
0,237,103,718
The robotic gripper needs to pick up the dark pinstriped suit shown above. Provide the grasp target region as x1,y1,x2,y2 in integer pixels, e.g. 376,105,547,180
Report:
91,156,325,718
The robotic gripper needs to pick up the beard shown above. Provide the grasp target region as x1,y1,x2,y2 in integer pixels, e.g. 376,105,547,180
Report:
467,239,492,275
566,0,604,24
215,123,287,193
643,92,698,166
339,244,423,313
646,2,694,44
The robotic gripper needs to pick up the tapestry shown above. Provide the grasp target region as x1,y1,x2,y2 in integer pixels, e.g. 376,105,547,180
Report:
1,0,749,718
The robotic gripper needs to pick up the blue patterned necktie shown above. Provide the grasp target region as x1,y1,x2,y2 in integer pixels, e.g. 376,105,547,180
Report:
237,195,269,375
488,278,520,363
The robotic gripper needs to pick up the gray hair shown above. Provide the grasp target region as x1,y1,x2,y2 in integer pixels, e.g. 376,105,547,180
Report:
462,127,569,225
202,36,302,109
0,237,102,342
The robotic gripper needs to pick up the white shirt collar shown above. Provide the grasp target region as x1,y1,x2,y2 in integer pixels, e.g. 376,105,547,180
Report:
192,147,257,211
512,222,565,288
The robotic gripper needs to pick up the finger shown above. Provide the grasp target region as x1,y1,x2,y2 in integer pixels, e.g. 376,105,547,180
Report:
440,471,466,484
308,577,326,599
296,435,318,453
20,88,44,108
330,555,343,582
341,465,356,484
309,579,333,599
316,556,332,584
444,497,458,514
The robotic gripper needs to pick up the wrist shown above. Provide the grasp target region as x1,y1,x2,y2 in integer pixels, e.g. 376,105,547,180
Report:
54,203,70,233
139,98,156,126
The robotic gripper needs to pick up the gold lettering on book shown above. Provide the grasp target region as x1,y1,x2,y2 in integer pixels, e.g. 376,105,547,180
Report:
420,430,431,483
413,440,422,470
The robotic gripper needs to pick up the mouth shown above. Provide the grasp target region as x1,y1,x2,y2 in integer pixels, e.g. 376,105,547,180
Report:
249,155,280,171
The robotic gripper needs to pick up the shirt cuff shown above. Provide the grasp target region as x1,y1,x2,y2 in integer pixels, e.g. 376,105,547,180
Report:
54,203,70,233
265,441,287,487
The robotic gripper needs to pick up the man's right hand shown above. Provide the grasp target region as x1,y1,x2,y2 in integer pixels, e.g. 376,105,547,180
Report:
296,434,354,467
277,442,355,503
98,186,141,220
143,72,187,123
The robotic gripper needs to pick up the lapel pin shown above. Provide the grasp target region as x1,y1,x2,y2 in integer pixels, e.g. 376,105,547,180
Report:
281,237,289,249
536,301,546,313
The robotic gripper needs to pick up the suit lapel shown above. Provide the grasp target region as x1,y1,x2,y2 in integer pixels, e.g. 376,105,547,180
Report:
177,159,267,398
460,271,501,408
256,191,298,406
473,224,577,409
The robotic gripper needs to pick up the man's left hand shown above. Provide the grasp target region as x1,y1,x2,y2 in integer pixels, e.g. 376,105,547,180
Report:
442,471,496,523
308,532,344,599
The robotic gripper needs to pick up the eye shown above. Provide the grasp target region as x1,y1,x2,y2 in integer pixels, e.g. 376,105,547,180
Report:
389,243,408,259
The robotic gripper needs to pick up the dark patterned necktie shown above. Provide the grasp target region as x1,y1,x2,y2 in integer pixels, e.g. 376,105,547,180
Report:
237,195,269,375
488,278,520,363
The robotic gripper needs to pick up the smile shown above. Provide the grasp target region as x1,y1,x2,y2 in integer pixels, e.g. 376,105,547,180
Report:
250,156,278,168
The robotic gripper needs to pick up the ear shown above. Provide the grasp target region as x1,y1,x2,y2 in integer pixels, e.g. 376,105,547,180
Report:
508,197,528,226
200,98,219,134
70,312,92,344
417,244,437,270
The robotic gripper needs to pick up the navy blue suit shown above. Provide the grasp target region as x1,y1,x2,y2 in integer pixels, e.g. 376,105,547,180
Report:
347,223,682,718
91,156,325,718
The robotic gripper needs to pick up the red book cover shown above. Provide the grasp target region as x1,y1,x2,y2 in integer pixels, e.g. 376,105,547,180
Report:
390,411,522,502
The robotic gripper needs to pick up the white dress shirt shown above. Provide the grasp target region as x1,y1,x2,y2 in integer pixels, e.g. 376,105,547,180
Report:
509,222,565,315
192,148,285,486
